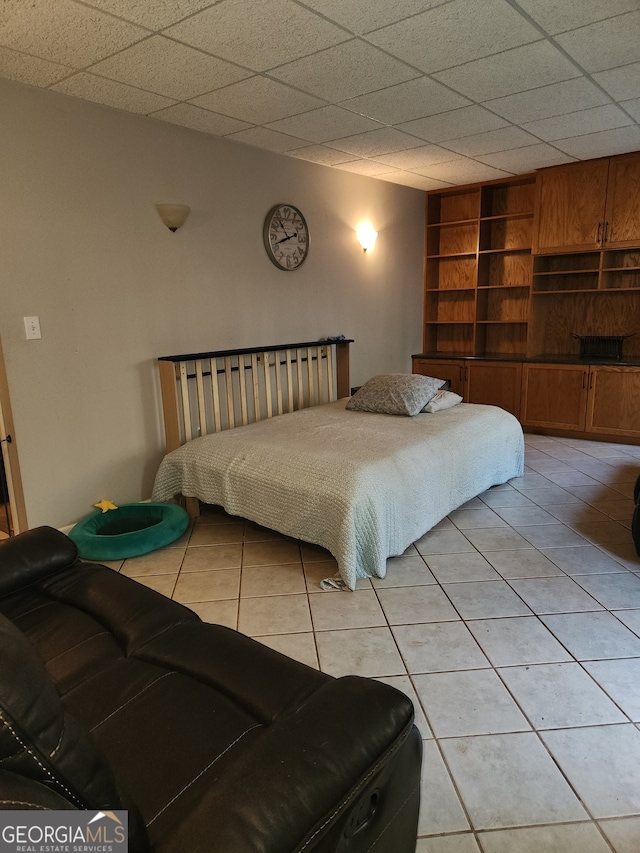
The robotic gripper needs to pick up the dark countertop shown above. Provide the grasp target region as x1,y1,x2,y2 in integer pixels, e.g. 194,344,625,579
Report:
412,353,640,367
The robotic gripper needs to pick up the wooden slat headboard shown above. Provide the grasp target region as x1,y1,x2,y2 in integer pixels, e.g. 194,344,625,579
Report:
157,339,353,454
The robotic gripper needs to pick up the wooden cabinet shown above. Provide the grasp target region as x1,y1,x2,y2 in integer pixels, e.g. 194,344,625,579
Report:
521,363,640,437
424,176,534,359
466,360,522,418
413,358,522,418
586,366,640,437
521,364,588,430
533,160,608,253
533,153,640,254
413,358,466,397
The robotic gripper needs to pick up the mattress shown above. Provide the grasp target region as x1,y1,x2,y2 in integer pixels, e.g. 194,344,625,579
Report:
152,399,525,589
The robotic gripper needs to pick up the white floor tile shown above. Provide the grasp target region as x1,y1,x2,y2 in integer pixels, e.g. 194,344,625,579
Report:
442,580,532,619
599,816,640,853
392,621,490,674
466,616,572,667
477,822,612,853
378,584,460,624
441,732,588,829
507,576,603,614
315,626,406,678
498,662,627,727
413,669,530,737
541,725,640,818
418,740,470,836
583,658,640,721
541,611,640,660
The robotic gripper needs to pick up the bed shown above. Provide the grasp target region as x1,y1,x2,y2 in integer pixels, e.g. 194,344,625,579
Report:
152,340,524,589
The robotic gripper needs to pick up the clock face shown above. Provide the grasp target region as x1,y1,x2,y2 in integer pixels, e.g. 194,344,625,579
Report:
263,204,309,271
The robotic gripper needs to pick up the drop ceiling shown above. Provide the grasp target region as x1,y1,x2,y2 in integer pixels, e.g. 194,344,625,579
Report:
2,0,640,189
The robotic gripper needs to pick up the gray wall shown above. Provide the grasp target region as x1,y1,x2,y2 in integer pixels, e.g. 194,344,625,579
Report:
0,78,425,529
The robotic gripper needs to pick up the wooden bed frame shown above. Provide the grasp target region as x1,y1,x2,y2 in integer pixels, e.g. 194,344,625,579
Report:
157,339,353,514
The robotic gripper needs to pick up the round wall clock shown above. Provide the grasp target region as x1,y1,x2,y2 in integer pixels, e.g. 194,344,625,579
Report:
263,204,309,270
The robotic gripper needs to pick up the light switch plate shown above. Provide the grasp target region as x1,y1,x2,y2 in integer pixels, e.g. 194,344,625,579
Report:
24,316,41,340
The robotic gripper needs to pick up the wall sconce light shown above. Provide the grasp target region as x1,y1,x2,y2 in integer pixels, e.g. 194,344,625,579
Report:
356,222,378,252
156,203,190,232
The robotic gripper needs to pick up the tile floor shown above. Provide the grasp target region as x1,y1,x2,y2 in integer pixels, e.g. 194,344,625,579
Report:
106,434,640,852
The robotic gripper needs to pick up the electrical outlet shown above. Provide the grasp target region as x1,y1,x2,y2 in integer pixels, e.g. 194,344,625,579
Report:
24,316,41,340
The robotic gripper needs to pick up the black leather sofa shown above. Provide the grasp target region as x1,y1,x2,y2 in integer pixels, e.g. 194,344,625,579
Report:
0,526,422,852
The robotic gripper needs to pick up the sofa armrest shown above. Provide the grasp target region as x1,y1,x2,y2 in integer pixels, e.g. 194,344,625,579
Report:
0,769,78,810
149,675,421,852
0,527,78,597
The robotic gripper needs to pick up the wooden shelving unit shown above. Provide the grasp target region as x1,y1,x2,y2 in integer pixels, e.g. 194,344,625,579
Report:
417,153,640,441
423,176,534,358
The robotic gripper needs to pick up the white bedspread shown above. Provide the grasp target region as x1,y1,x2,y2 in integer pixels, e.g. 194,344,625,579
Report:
152,400,524,589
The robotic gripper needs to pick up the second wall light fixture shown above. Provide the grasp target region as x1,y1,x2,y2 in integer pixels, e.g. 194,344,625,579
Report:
357,222,378,252
156,203,191,232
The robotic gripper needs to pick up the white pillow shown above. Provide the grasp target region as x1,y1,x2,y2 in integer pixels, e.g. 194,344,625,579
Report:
422,390,463,413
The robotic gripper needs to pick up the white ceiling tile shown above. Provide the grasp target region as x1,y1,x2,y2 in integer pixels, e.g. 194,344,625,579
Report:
298,0,450,35
477,144,576,172
365,0,540,74
266,105,382,143
165,0,349,71
397,105,508,143
82,0,215,30
270,40,418,101
522,104,633,143
287,145,357,166
52,72,177,113
444,126,539,157
484,78,611,124
373,145,463,170
151,103,252,135
190,77,324,125
594,62,640,102
552,126,640,159
377,171,453,190
325,127,424,158
0,45,71,87
333,160,395,176
620,98,640,122
514,0,640,35
340,77,470,125
226,125,310,152
0,0,147,67
90,36,251,100
413,158,513,182
555,11,640,73
434,41,580,102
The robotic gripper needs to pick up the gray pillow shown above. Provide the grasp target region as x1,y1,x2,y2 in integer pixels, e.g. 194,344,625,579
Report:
346,373,445,416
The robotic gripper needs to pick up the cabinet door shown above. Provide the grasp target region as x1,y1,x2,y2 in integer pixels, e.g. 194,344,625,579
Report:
521,363,588,429
413,359,465,397
533,160,609,254
586,366,640,437
466,361,522,418
604,153,640,248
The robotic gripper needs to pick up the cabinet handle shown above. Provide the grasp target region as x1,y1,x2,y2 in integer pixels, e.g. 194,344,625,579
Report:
582,371,587,389
604,221,609,243
589,372,594,390
596,221,602,245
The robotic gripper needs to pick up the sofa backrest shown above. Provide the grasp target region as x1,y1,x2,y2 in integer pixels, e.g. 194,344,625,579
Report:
0,612,149,851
